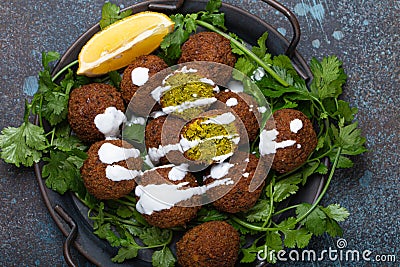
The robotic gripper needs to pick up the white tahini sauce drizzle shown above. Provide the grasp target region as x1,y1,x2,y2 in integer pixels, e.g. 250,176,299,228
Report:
212,152,233,163
226,98,238,107
201,112,236,125
94,107,126,138
257,106,267,114
242,172,250,178
210,162,235,179
259,129,296,155
151,85,171,102
98,143,140,164
168,164,189,181
199,77,215,86
135,178,233,215
150,111,167,119
105,165,142,182
290,119,303,133
251,67,265,81
131,67,149,86
148,143,183,163
162,97,217,114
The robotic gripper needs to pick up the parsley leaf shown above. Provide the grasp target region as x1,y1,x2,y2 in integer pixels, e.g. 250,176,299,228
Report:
282,227,312,248
240,242,263,263
152,246,176,267
99,2,132,30
310,56,347,99
42,150,86,194
296,204,327,236
246,199,272,222
112,244,139,263
0,121,47,167
138,227,171,247
321,204,350,222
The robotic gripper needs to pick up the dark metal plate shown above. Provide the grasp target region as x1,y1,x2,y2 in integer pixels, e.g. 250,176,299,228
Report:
34,1,324,266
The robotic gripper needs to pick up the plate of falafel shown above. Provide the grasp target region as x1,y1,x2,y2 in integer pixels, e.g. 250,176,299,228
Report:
32,1,338,266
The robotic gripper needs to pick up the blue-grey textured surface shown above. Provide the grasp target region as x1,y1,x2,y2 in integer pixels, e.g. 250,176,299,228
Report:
0,0,398,266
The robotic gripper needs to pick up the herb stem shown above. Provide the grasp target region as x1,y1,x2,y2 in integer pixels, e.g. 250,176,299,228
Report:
195,20,289,87
51,60,79,82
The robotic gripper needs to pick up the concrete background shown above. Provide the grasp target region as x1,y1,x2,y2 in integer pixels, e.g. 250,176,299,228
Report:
0,0,398,266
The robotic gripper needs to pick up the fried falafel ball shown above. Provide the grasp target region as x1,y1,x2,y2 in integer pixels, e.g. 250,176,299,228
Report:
180,110,242,164
81,139,142,200
145,115,185,165
135,166,201,228
156,67,218,120
213,90,262,142
178,32,236,67
176,221,240,267
204,153,266,213
68,83,125,143
261,108,318,173
120,55,168,103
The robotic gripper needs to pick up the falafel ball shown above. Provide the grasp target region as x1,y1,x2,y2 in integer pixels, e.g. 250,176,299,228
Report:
81,139,142,200
180,110,242,164
204,153,266,213
176,221,240,267
213,90,261,142
120,55,168,103
145,115,185,165
266,108,317,173
135,165,200,228
68,83,125,143
178,32,237,67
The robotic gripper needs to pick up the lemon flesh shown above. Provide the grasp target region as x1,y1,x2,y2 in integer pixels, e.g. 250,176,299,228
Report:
77,11,174,77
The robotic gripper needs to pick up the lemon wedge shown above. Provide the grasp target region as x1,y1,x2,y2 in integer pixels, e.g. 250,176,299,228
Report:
77,11,174,76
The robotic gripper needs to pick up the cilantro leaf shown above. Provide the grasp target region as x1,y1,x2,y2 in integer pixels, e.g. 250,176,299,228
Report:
296,204,327,236
112,244,139,263
138,227,171,247
205,0,222,13
321,204,350,222
42,150,86,194
0,122,47,167
99,2,132,30
116,205,135,219
240,242,262,263
271,174,302,202
197,207,228,222
152,246,176,267
245,199,272,222
282,227,312,248
41,91,69,125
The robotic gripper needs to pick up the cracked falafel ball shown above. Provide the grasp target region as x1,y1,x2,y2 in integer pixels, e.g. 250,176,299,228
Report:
213,90,262,142
180,110,242,164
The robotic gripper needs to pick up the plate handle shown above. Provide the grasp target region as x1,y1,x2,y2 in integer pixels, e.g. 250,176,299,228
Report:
261,0,301,58
148,0,185,11
54,205,78,267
